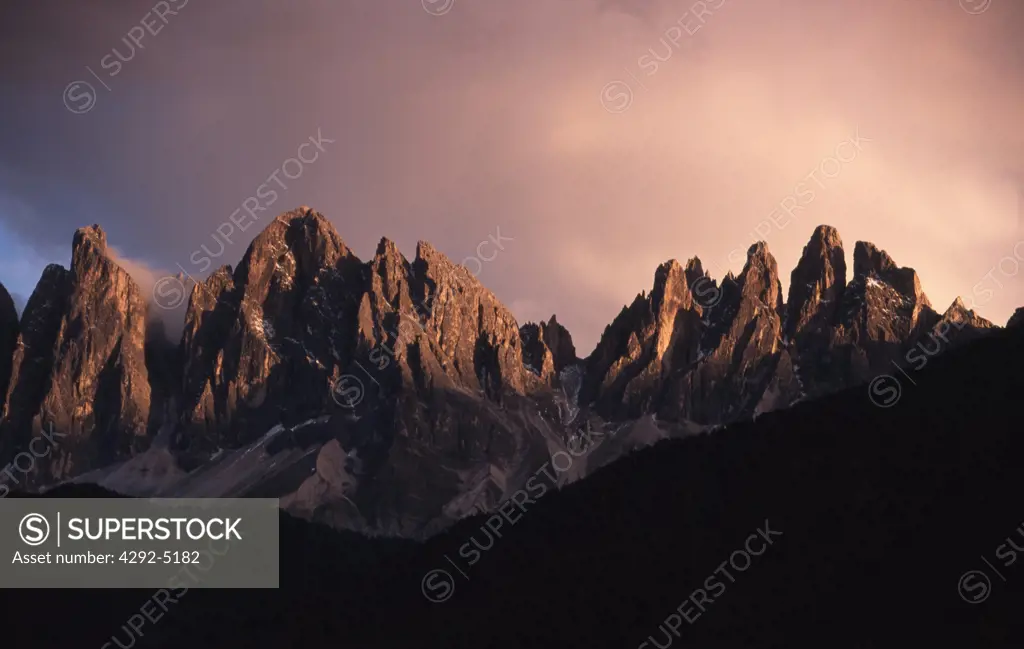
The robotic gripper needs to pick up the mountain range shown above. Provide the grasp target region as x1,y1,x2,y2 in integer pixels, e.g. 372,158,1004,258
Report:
0,207,1015,536
6,311,1024,648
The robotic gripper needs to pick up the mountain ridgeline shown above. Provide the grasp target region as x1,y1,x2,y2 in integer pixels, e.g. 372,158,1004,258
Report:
0,209,1003,534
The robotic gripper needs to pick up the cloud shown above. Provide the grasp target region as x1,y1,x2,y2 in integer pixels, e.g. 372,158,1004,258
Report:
107,247,161,298
107,247,184,341
0,0,1021,352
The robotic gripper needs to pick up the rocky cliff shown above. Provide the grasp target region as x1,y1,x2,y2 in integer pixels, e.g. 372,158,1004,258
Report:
0,226,151,484
0,214,1006,534
177,208,364,452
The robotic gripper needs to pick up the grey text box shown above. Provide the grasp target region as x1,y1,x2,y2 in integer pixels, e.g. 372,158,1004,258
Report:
0,498,279,588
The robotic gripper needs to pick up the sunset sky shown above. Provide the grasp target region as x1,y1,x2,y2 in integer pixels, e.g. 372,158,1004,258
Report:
1,0,1022,351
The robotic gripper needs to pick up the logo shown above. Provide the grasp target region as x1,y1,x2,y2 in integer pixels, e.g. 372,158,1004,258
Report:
422,0,455,16
153,276,187,310
867,375,901,408
692,276,723,308
19,513,50,546
959,0,993,14
421,569,456,602
330,374,364,409
958,570,992,603
600,80,633,114
63,81,97,114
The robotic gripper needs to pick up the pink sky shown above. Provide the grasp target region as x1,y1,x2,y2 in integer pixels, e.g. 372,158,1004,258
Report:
0,0,1021,351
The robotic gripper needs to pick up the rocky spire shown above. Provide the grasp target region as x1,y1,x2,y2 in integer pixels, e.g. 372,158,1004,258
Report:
0,264,70,463
740,242,784,311
852,240,897,278
543,315,577,371
940,297,993,328
683,256,706,291
329,232,555,526
662,242,783,424
816,240,941,388
585,258,703,417
178,207,364,450
853,241,931,309
0,283,19,406
786,225,846,340
926,297,995,345
521,315,578,384
0,225,152,483
411,239,535,398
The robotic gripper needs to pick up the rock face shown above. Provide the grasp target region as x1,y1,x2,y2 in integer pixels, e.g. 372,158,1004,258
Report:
0,215,1013,536
177,208,365,451
583,226,997,425
521,316,577,384
932,297,994,341
320,237,560,534
152,216,564,535
785,225,846,342
0,284,20,408
817,240,939,392
584,259,703,418
662,243,784,423
1,265,70,462
0,226,151,483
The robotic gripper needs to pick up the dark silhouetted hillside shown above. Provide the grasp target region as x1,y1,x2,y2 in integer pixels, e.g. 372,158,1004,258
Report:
3,325,1023,648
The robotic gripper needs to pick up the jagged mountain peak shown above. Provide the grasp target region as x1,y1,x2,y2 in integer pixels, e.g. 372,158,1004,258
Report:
584,254,705,417
657,258,683,273
367,237,414,312
739,241,782,310
520,315,578,383
745,240,773,262
786,225,847,339
72,224,107,253
413,239,504,307
811,223,843,247
853,240,896,277
241,207,352,266
262,206,347,255
414,239,442,262
71,224,121,278
940,296,994,329
1008,308,1024,328
651,259,693,312
913,296,996,349
683,256,710,294
65,224,146,301
543,316,576,357
274,205,322,223
852,240,930,308
374,236,402,259
414,240,463,284
186,265,234,311
176,208,367,449
0,221,151,483
209,264,234,284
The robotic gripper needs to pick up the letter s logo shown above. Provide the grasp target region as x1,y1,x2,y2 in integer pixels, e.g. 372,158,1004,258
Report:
420,569,455,603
